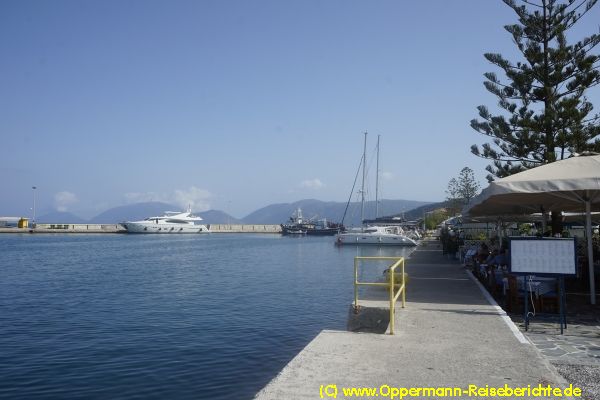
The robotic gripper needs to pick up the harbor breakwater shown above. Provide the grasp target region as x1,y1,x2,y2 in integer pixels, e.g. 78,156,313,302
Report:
0,224,282,234
209,224,281,233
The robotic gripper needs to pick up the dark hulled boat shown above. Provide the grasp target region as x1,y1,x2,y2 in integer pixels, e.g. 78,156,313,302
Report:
281,208,343,236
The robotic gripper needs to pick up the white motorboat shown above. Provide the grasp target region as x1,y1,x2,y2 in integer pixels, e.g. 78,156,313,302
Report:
123,206,210,234
335,133,418,247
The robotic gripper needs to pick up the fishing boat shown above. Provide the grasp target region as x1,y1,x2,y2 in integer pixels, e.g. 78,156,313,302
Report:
123,206,210,234
335,133,418,246
283,227,307,235
281,208,342,236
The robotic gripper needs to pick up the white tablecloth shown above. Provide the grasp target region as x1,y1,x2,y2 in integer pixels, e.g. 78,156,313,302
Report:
519,277,556,297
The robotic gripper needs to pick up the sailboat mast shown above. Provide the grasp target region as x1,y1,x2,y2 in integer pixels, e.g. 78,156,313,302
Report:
375,135,380,219
361,131,367,228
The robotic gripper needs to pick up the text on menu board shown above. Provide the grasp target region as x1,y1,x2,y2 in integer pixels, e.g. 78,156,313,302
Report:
509,238,576,275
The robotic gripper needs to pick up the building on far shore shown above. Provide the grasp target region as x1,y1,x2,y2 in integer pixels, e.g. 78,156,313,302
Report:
0,217,28,228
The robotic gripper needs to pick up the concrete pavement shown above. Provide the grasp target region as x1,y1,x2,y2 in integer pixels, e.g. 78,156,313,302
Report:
510,296,600,399
255,239,566,399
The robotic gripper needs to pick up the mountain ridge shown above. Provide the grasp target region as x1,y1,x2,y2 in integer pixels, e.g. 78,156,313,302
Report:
241,198,431,226
89,202,243,224
35,198,435,225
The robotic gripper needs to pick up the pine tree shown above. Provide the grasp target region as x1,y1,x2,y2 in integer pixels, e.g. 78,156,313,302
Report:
456,167,481,204
446,167,481,215
471,0,600,182
446,178,461,215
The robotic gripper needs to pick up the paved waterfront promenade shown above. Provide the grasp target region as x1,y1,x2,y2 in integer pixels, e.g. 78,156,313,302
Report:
256,239,566,399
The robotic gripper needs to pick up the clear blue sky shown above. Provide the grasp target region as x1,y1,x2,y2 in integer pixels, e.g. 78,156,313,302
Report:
1,0,599,219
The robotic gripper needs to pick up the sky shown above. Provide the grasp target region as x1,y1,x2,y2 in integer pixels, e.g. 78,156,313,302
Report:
1,0,599,219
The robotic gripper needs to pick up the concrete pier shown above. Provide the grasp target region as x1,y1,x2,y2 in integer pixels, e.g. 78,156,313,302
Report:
255,239,566,399
0,224,126,233
0,224,282,234
208,224,281,233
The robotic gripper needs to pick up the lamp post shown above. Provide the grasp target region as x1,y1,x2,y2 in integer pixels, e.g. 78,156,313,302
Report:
32,186,37,228
227,200,231,226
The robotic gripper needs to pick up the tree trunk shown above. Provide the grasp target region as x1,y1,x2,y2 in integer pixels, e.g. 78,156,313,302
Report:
551,211,563,236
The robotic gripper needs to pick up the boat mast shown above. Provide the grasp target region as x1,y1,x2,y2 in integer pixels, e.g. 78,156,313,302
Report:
375,135,380,219
361,131,367,229
340,154,364,227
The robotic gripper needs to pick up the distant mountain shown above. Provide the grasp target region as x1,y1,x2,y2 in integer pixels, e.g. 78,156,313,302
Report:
242,199,342,224
89,202,241,224
403,201,451,220
80,199,433,225
89,202,179,223
36,211,87,224
242,198,431,226
197,210,243,225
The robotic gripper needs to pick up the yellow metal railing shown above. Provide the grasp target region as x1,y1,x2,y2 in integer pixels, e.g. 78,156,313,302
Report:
353,256,406,335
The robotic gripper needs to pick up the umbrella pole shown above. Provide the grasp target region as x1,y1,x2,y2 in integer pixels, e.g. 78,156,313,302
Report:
586,200,596,305
541,212,547,235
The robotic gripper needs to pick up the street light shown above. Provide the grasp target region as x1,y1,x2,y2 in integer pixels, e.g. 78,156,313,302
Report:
227,200,231,226
32,186,37,227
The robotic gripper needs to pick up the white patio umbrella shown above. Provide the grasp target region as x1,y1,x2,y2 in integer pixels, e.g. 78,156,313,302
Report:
463,154,600,304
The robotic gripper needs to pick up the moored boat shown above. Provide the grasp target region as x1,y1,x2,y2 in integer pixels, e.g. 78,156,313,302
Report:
123,206,210,234
335,132,418,247
335,225,418,246
281,208,342,236
283,227,307,235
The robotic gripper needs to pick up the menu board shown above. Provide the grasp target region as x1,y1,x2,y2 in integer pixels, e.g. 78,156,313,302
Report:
509,237,576,275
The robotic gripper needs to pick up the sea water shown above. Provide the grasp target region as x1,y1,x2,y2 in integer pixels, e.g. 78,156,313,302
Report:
0,234,414,399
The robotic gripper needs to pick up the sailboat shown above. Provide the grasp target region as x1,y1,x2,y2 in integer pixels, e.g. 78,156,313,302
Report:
335,133,418,246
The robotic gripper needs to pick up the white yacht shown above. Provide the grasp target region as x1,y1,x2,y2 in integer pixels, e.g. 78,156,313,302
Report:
336,225,418,246
123,207,210,234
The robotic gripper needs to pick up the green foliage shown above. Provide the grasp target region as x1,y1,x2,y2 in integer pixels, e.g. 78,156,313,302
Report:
471,0,600,181
456,167,481,203
445,178,462,215
518,223,532,234
446,167,481,213
424,209,448,230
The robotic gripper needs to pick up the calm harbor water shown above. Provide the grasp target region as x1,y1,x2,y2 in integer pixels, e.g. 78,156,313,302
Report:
0,233,413,399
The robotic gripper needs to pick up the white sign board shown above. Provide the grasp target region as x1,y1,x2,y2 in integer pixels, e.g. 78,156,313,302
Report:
510,238,576,275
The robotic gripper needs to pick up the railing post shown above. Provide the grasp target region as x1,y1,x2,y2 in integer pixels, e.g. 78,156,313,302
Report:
354,257,359,309
389,266,395,335
353,256,406,335
402,259,406,308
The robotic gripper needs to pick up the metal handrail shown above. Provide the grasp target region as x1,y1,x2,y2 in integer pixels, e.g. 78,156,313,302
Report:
353,256,406,335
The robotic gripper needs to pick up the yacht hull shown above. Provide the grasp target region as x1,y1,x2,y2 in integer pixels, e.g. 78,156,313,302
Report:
123,222,210,234
335,232,418,246
281,224,340,236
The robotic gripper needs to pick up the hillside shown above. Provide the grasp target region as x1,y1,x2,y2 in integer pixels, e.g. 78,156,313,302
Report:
242,198,431,226
403,201,451,220
196,210,243,225
89,202,177,223
36,211,88,224
38,199,435,225
89,202,241,224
